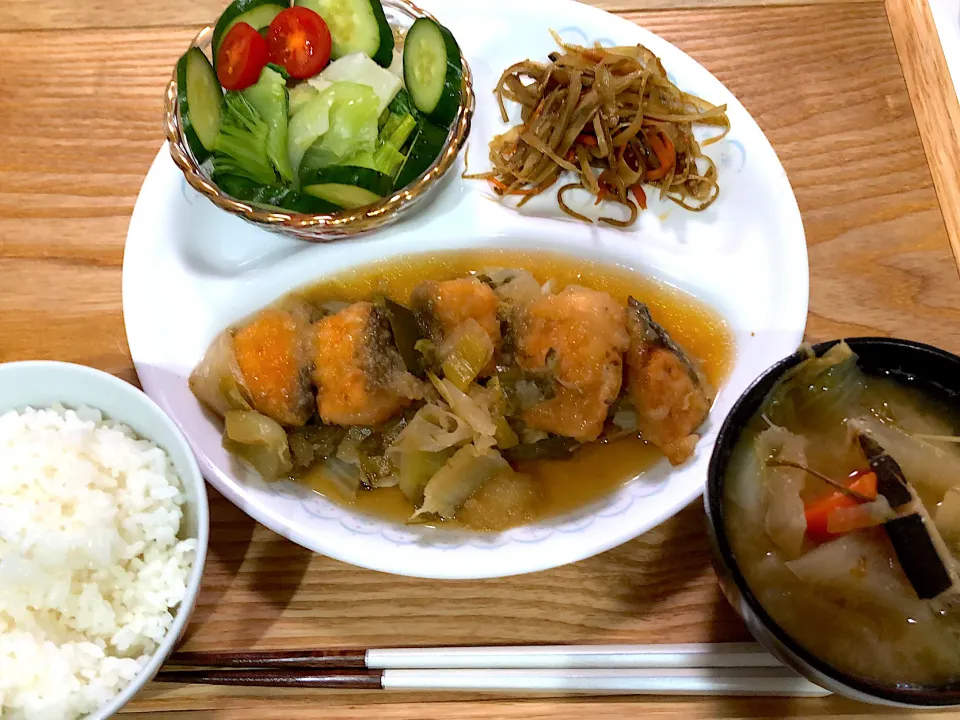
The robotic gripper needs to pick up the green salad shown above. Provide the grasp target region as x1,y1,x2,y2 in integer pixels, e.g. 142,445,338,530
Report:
175,0,464,214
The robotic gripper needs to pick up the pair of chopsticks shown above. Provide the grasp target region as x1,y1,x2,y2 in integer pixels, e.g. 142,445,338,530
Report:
157,642,829,697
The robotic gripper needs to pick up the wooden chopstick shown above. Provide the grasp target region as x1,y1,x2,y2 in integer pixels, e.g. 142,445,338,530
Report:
155,667,829,697
157,668,383,689
156,644,827,697
167,642,783,671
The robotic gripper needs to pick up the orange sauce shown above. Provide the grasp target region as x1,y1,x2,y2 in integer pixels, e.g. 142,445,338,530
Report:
299,249,735,527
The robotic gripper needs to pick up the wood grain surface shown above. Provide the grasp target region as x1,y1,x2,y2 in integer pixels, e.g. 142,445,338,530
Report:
0,0,958,717
885,0,960,273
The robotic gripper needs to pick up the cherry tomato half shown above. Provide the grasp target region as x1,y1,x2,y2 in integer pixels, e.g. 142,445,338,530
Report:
216,22,269,91
266,7,332,80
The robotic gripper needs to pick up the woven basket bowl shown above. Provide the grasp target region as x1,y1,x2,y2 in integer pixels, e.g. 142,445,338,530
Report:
162,0,475,243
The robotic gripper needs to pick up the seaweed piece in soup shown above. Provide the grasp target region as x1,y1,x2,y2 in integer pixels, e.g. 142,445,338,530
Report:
624,297,711,464
885,513,956,600
313,302,423,426
854,429,958,600
515,286,629,442
855,432,913,509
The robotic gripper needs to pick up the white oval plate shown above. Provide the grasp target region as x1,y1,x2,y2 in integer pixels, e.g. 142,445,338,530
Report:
123,0,807,578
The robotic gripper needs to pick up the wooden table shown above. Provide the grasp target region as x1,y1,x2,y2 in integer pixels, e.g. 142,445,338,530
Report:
2,0,960,716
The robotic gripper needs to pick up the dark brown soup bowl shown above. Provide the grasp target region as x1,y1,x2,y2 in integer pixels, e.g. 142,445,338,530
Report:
705,337,960,707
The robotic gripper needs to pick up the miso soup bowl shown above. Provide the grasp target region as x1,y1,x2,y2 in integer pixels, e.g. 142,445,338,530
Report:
705,337,960,707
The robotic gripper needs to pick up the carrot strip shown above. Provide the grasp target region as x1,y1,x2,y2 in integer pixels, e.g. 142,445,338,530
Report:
644,128,676,181
576,133,598,147
631,185,647,210
804,471,878,541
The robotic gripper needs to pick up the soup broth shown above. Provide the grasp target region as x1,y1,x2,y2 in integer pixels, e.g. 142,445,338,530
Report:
724,344,960,686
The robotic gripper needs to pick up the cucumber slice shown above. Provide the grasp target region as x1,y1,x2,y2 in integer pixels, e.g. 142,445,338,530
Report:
216,174,340,213
403,18,462,126
213,0,286,64
303,183,382,209
301,166,392,208
176,48,223,163
393,120,448,190
295,0,393,66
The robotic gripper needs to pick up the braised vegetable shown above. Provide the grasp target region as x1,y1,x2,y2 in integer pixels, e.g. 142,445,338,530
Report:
189,330,253,417
473,33,729,226
380,297,425,377
289,424,345,468
503,435,580,463
397,447,455,504
390,403,473,454
223,409,294,478
413,445,510,520
440,321,494,392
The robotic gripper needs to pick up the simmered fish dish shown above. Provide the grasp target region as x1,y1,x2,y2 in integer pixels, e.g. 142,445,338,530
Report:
191,251,732,530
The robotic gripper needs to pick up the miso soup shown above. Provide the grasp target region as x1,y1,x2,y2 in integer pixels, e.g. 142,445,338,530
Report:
724,342,960,686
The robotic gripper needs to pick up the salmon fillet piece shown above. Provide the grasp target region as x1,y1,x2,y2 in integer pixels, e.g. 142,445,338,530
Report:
313,301,420,426
233,308,312,426
516,286,629,442
624,297,711,465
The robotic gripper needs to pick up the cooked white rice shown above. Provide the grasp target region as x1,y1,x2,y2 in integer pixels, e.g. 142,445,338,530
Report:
0,404,196,720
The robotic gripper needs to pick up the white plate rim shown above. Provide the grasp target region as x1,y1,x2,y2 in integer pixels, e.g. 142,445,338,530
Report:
123,0,808,578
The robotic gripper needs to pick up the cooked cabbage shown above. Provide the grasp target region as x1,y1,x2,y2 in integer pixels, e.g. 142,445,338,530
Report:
428,374,497,440
390,404,473,454
397,448,455,505
412,445,510,520
189,330,252,417
223,410,292,479
756,424,808,558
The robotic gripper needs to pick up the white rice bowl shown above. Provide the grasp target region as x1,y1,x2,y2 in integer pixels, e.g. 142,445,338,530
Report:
0,404,196,720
